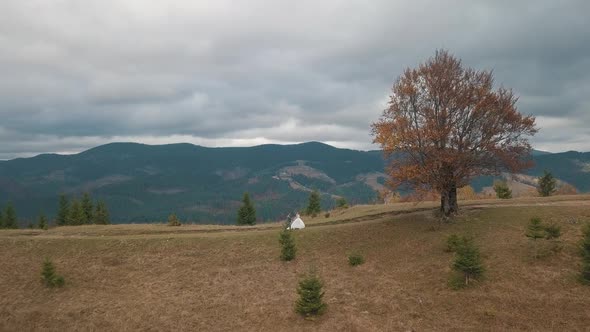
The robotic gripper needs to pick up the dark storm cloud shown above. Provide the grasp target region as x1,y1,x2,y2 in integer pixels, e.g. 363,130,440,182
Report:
1,0,589,159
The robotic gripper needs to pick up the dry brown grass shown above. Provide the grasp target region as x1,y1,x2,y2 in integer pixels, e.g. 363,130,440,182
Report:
1,196,590,331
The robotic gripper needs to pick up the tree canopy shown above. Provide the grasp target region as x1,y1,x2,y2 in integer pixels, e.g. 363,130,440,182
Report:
372,50,537,215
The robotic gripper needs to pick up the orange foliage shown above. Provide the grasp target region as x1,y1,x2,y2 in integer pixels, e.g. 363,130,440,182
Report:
457,186,477,201
371,50,537,214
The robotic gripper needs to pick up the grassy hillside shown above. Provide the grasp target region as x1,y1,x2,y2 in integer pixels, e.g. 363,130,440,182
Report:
1,196,590,331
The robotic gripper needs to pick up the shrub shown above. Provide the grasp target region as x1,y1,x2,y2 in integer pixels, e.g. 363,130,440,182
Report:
336,197,348,209
295,270,327,317
452,239,484,287
279,228,296,261
168,214,181,226
544,224,562,240
348,252,365,266
324,212,330,218
493,180,512,199
41,258,65,288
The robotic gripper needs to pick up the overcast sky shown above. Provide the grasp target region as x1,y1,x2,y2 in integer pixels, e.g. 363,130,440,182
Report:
1,1,589,160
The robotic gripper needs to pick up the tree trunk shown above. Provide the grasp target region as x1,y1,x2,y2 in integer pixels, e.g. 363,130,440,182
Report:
440,183,458,216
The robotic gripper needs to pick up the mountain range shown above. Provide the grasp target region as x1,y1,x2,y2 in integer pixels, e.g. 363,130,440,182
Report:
1,142,589,225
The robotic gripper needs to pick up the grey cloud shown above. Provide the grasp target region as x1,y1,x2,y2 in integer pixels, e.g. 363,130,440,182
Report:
1,0,590,160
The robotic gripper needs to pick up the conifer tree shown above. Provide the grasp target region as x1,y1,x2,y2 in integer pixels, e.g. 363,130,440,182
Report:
67,199,84,226
279,228,297,261
57,194,69,226
493,180,512,199
94,201,111,225
41,258,65,287
306,190,321,217
237,192,256,225
537,170,557,197
168,213,181,226
336,197,348,209
81,193,94,224
38,214,48,230
452,239,484,286
526,217,545,258
3,201,18,229
581,223,590,283
295,269,327,317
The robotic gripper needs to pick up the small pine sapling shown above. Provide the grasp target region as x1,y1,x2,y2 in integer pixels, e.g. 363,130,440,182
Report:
452,240,484,287
279,228,297,261
295,269,327,317
167,214,181,226
41,258,65,288
526,217,546,258
544,224,562,240
38,214,48,230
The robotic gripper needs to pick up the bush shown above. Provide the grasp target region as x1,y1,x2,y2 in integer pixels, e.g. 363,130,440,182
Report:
336,197,348,209
324,212,330,218
452,239,484,287
544,224,562,240
493,180,512,199
348,252,365,266
41,258,65,288
295,270,327,317
279,229,296,261
168,214,181,226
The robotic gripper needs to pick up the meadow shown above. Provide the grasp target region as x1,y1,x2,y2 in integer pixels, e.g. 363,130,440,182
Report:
1,195,590,331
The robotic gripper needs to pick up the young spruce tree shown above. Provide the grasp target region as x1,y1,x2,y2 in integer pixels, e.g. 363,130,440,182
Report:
526,217,546,258
3,202,18,229
57,194,69,226
41,257,65,287
493,180,512,199
81,193,94,224
237,192,256,225
306,190,321,217
168,213,181,226
67,199,84,226
295,269,327,317
279,228,297,261
38,214,48,230
537,170,557,197
94,201,111,225
452,239,484,286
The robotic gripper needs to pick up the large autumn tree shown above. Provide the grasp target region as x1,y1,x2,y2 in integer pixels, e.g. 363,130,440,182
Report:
372,50,537,216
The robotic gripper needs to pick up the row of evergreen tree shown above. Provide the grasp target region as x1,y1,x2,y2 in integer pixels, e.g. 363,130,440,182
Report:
56,193,110,226
0,202,18,229
236,190,343,225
